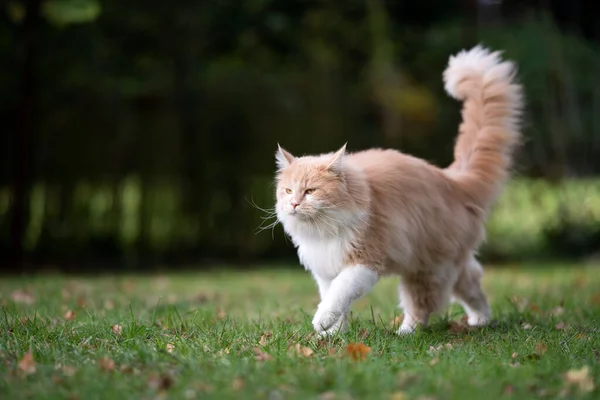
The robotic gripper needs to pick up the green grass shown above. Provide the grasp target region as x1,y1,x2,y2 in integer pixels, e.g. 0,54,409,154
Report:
1,264,600,400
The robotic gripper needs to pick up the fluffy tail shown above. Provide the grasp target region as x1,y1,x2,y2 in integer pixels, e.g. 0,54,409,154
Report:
443,45,524,211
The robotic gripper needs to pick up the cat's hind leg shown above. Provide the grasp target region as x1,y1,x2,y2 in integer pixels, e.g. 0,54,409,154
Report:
397,267,457,334
452,255,491,326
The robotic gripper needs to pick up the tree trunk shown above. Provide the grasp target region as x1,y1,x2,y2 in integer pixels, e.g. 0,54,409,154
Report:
10,0,43,272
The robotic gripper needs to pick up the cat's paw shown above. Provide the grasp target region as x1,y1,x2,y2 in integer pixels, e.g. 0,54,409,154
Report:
312,306,342,332
467,315,490,327
317,317,348,338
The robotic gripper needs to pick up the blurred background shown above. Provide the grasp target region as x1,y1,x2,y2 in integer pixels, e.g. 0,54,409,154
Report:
1,0,599,273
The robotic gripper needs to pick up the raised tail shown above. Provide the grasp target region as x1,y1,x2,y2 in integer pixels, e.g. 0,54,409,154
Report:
443,45,524,211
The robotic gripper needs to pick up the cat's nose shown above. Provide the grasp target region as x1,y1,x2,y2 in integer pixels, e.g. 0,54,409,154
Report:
291,201,299,209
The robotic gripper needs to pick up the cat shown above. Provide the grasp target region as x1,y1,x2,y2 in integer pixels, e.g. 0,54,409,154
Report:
273,45,523,336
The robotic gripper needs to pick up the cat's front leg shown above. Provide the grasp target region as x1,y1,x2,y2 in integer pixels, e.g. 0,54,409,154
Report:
313,274,348,337
312,265,379,333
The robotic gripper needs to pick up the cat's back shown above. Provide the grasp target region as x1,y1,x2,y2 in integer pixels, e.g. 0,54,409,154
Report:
348,148,443,187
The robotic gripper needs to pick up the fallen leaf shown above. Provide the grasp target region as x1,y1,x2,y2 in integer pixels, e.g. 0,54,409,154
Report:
259,335,268,347
61,365,77,377
522,323,533,330
98,357,115,372
448,321,469,334
328,348,337,357
535,343,548,356
63,310,76,321
254,347,272,361
216,309,226,320
390,392,407,400
357,329,370,341
345,342,371,361
511,352,518,359
147,372,174,391
112,324,123,335
550,306,564,316
291,343,314,358
318,392,337,400
166,343,174,353
232,377,245,391
564,366,595,392
528,303,541,314
11,290,35,305
391,315,404,327
555,321,566,330
17,351,36,375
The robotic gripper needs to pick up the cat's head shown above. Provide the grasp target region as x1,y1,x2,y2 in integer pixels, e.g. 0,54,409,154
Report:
274,144,356,231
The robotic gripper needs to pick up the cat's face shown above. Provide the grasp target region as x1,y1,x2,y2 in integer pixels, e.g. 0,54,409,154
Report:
274,145,349,223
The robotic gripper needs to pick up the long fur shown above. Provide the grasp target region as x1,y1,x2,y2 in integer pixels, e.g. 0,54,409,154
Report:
273,45,524,335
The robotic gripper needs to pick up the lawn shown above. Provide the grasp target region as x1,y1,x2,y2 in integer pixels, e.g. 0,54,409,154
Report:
1,264,599,400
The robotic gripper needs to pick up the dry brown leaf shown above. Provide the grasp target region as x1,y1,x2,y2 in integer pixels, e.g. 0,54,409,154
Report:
63,310,76,321
535,343,548,356
166,343,174,353
98,357,115,372
328,348,337,357
555,321,566,330
216,309,226,320
564,366,595,392
259,335,268,347
254,347,272,361
17,351,36,375
61,365,77,377
503,385,515,395
448,321,469,334
391,315,404,327
147,372,174,391
345,342,371,361
232,377,245,391
357,329,370,341
11,290,35,305
291,343,314,358
511,352,518,359
318,392,337,400
112,324,123,335
390,392,407,400
550,306,564,316
528,303,541,314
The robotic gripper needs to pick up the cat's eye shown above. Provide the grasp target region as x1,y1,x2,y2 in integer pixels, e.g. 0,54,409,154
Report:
285,188,292,194
305,188,315,195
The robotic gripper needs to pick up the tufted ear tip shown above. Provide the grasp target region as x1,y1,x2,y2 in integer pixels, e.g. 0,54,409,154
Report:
276,144,295,170
326,143,347,173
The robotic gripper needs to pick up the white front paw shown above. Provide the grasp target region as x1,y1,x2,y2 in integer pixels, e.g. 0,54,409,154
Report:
312,305,342,332
317,316,348,338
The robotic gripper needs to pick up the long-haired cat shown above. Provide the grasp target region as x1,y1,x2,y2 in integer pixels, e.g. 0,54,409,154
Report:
274,45,523,335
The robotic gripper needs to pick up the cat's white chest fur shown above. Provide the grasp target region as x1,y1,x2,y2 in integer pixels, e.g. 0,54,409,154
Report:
295,237,349,280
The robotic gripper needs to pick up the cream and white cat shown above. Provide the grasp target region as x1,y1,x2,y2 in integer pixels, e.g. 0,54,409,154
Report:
274,45,523,336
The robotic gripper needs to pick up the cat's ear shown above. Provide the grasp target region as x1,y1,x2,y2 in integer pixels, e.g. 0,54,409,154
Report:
326,143,347,174
276,144,295,170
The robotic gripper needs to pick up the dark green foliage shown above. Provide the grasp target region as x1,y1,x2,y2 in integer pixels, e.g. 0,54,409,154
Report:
1,1,599,268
